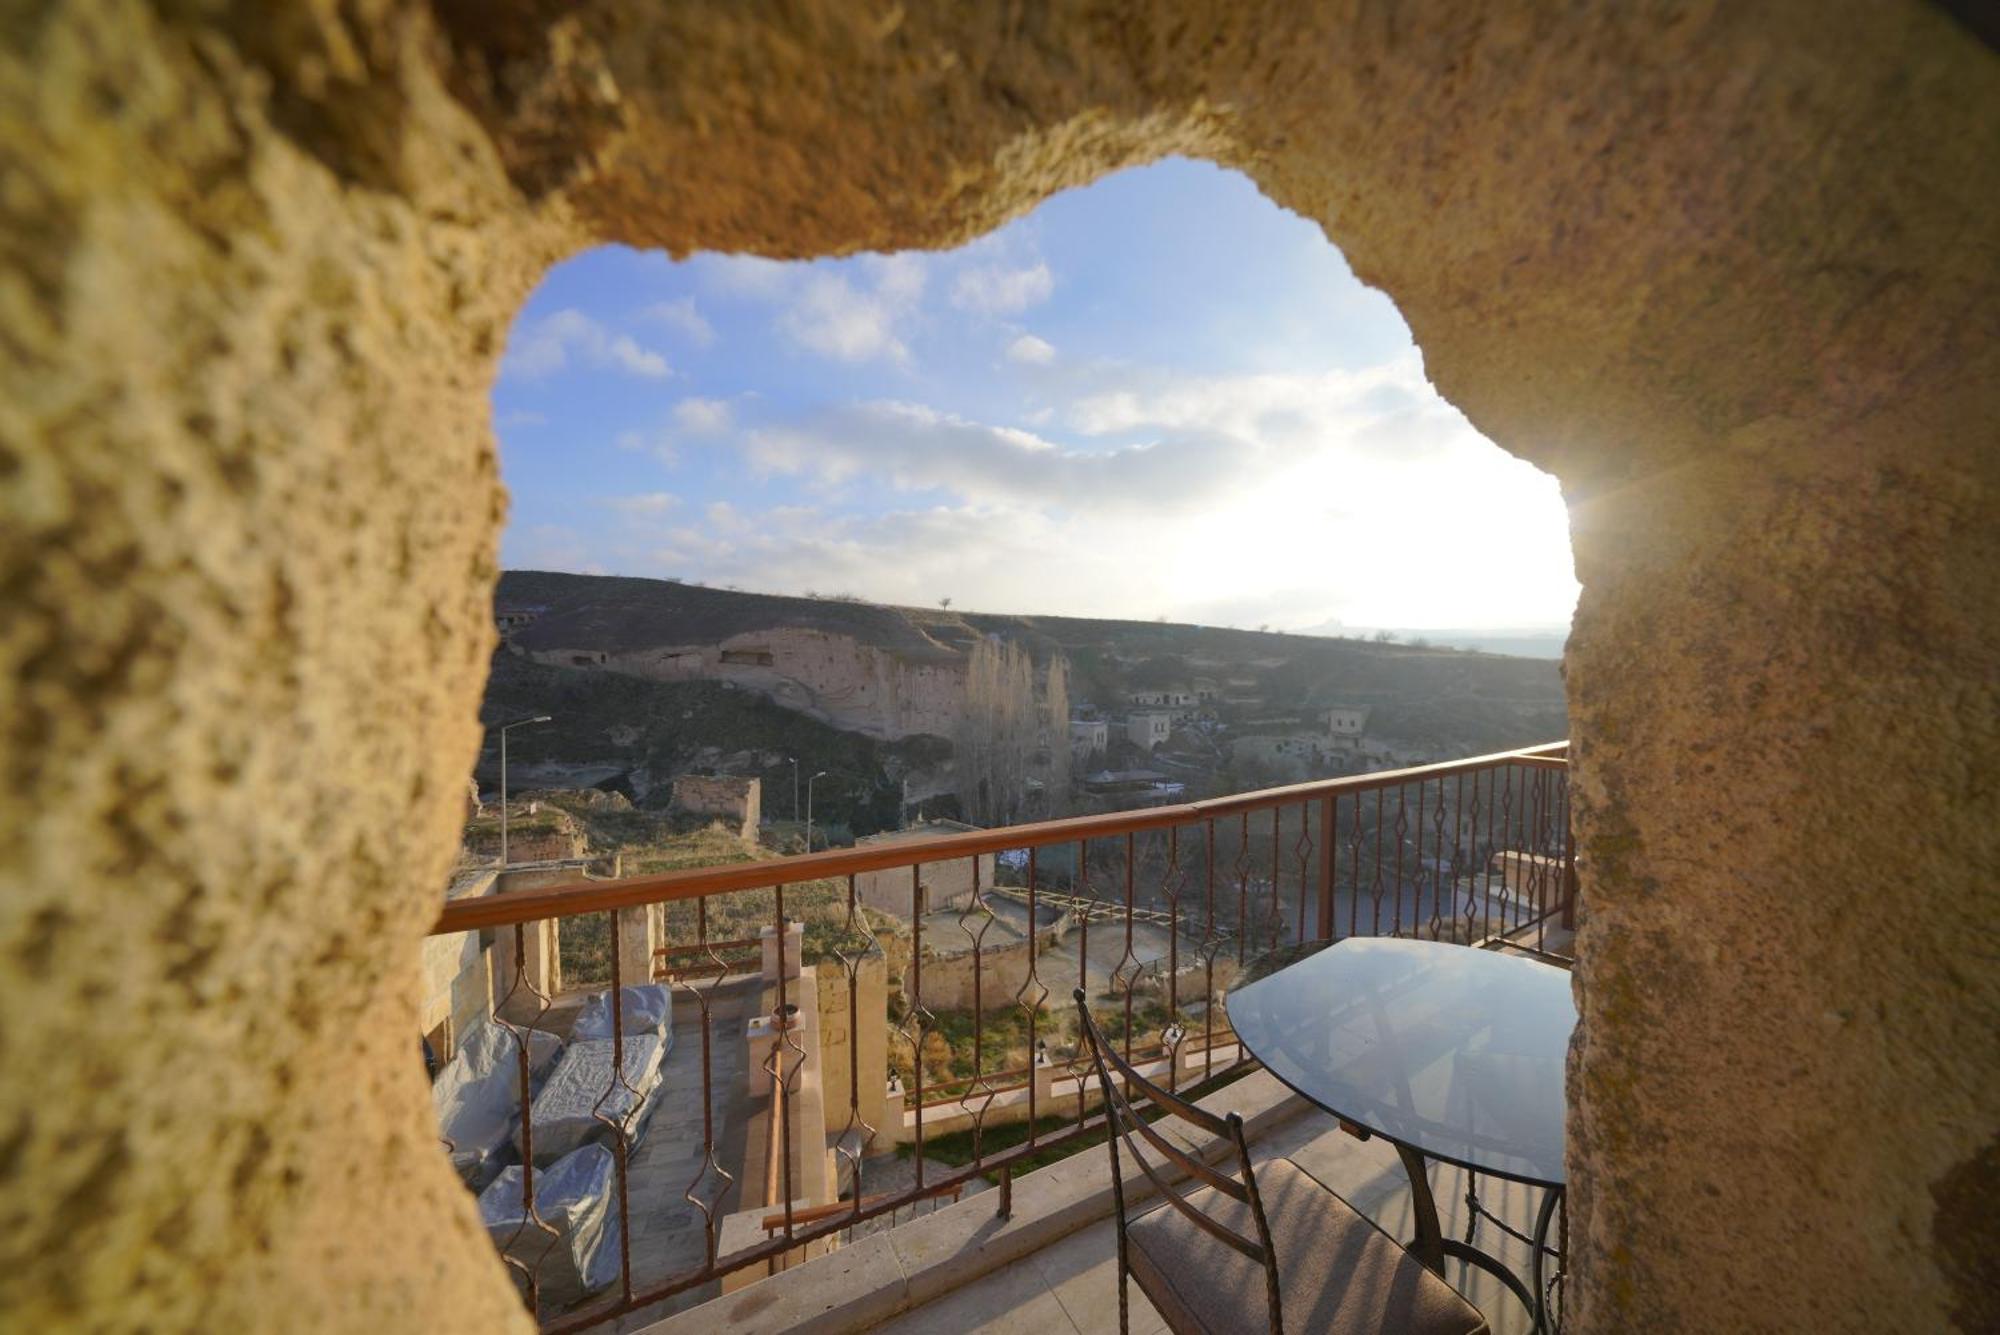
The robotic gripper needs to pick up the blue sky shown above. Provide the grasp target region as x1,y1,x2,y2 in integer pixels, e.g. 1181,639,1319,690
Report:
493,158,1578,632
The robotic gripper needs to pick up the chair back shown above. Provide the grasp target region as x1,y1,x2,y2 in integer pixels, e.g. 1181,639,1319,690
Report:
1073,988,1285,1333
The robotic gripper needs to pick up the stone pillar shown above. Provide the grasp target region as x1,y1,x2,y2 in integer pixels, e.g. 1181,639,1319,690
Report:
616,904,657,987
495,917,560,1022
744,1014,782,1098
760,919,804,981
1560,443,2000,1332
816,956,890,1150
1032,1051,1060,1114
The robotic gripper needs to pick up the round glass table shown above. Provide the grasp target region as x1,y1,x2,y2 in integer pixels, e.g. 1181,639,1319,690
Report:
1229,937,1575,1328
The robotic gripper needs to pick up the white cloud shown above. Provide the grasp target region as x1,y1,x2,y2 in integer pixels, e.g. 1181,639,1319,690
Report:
614,426,678,467
778,255,927,363
748,401,1244,513
1007,334,1056,365
952,262,1053,315
495,409,548,429
869,253,926,305
502,309,671,380
698,254,794,301
672,397,733,435
1066,358,1452,459
641,296,715,346
716,365,1577,628
509,523,607,575
606,492,680,515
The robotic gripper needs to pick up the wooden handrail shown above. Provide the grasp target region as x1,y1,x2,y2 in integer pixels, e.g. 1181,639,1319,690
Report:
431,742,1569,934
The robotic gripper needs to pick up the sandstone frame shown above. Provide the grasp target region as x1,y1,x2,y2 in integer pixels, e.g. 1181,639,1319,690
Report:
2,3,1995,1332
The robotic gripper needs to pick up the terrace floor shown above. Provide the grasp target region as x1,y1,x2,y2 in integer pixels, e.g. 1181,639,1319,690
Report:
648,1077,1562,1335
872,1108,1558,1335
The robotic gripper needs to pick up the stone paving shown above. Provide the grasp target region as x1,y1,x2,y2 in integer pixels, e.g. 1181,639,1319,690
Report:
872,1108,1559,1335
594,976,762,1330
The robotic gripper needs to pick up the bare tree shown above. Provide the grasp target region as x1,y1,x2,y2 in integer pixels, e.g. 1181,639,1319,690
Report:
939,596,953,610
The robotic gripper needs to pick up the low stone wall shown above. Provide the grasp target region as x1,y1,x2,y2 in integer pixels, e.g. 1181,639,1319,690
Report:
463,804,587,863
917,911,1073,1013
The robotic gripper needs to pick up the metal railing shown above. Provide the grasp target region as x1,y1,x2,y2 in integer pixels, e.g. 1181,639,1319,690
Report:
427,742,1573,1330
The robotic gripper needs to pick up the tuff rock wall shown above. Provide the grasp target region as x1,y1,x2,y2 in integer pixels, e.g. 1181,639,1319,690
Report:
2,3,1994,1332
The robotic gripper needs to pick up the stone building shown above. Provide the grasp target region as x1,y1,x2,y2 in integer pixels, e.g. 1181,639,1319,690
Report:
669,774,761,841
1327,705,1371,750
1124,710,1173,751
461,802,587,864
493,602,546,647
852,821,996,918
1068,716,1109,761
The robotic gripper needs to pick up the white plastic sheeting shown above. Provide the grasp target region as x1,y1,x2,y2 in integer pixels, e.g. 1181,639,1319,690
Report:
478,1143,623,1307
434,1020,563,1187
572,983,673,1042
525,1035,667,1163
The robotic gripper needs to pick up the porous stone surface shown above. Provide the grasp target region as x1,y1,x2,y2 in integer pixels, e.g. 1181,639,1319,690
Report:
0,3,554,1330
3,3,1994,1333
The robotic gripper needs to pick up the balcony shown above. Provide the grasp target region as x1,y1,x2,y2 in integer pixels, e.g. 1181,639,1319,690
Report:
427,744,1574,1333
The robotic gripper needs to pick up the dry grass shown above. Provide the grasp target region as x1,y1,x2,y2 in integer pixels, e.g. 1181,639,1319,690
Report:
558,824,903,989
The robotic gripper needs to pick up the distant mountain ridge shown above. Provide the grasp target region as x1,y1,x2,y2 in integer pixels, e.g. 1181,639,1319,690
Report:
495,571,1567,757
501,571,1566,669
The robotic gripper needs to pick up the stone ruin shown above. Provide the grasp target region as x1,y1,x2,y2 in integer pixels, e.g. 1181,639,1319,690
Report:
670,774,762,842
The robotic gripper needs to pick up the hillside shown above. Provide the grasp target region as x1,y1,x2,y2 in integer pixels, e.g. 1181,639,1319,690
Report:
494,570,1567,758
476,651,931,835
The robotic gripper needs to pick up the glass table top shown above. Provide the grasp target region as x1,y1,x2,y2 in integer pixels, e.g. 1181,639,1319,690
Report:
1228,937,1575,1186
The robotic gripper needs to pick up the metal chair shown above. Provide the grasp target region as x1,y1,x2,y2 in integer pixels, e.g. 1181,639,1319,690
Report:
1074,989,1489,1335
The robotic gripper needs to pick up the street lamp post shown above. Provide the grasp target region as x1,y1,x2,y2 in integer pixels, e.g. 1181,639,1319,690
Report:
498,714,553,866
804,769,831,852
787,756,801,824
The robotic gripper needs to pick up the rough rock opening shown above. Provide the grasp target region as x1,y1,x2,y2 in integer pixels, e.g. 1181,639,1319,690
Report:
3,5,1994,1334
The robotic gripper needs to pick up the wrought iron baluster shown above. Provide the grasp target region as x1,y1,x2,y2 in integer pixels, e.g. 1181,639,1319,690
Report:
1163,825,1185,1093
586,909,637,1306
491,917,559,1317
831,872,882,1227
1293,801,1312,945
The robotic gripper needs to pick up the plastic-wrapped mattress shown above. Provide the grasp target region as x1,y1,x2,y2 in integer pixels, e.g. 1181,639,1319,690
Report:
433,1020,562,1188
478,1143,622,1308
573,983,673,1041
524,1034,666,1162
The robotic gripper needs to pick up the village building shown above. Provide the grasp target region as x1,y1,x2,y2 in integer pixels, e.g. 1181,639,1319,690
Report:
493,603,547,647
1327,705,1372,750
1229,732,1330,780
852,820,997,918
1067,716,1108,762
1123,710,1173,751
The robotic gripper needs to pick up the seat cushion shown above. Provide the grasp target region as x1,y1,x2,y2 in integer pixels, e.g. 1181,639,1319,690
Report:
1125,1158,1488,1335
